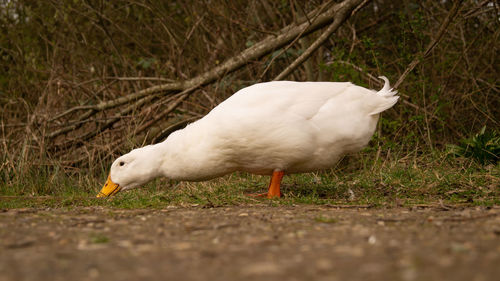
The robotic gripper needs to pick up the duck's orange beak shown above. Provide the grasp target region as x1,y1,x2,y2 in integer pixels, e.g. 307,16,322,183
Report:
96,175,121,198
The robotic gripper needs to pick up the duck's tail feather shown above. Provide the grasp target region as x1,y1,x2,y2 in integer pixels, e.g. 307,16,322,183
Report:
369,76,399,115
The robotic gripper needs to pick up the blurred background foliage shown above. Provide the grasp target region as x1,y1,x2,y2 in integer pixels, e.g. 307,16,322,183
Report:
0,0,498,178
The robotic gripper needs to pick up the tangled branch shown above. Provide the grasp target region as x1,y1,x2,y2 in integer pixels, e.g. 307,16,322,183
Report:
46,0,366,160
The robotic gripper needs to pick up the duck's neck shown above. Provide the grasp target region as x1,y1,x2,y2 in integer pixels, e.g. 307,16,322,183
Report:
156,122,232,181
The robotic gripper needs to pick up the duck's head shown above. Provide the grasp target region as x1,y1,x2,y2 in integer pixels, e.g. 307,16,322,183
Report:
96,145,163,197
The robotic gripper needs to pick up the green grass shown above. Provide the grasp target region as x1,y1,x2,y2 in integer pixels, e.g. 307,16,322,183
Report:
90,233,110,244
314,216,338,224
0,152,498,209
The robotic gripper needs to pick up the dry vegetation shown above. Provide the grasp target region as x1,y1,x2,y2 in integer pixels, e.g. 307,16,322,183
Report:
0,0,498,199
1,3,499,280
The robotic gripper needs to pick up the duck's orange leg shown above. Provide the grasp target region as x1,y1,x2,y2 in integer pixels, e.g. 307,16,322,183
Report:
249,171,284,199
267,171,284,198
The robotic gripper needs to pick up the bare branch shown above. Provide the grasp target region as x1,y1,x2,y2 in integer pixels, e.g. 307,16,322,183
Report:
47,0,365,144
273,0,365,80
393,0,463,89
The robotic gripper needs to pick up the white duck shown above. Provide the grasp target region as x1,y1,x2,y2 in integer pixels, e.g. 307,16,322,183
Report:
97,77,398,198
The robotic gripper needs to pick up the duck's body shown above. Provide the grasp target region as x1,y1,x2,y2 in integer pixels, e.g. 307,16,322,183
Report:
98,77,398,198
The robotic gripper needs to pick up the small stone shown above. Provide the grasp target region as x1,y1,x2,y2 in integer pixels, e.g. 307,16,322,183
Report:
334,245,364,257
368,235,377,245
242,262,282,276
117,240,133,248
315,259,332,271
172,242,192,250
296,230,307,238
88,268,99,279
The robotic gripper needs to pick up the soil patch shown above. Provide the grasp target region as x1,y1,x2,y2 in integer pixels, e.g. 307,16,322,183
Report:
1,205,499,281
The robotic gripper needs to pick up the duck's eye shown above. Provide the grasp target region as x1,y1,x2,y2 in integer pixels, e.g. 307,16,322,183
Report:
119,161,125,166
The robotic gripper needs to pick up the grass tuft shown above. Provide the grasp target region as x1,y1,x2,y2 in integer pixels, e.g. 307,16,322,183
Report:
314,216,338,224
447,126,500,164
0,151,498,209
90,234,110,244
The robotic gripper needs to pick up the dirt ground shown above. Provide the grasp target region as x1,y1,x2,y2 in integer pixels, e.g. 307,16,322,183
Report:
0,204,499,281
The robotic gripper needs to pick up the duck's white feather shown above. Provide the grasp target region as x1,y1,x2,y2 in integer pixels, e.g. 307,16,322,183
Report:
110,77,398,188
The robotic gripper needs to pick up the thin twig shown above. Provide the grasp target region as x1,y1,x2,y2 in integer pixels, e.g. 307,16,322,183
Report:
274,0,365,80
393,0,463,89
151,116,199,144
47,83,187,139
131,85,201,139
441,212,500,222
324,204,375,209
104,77,177,82
258,1,334,80
325,60,463,136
